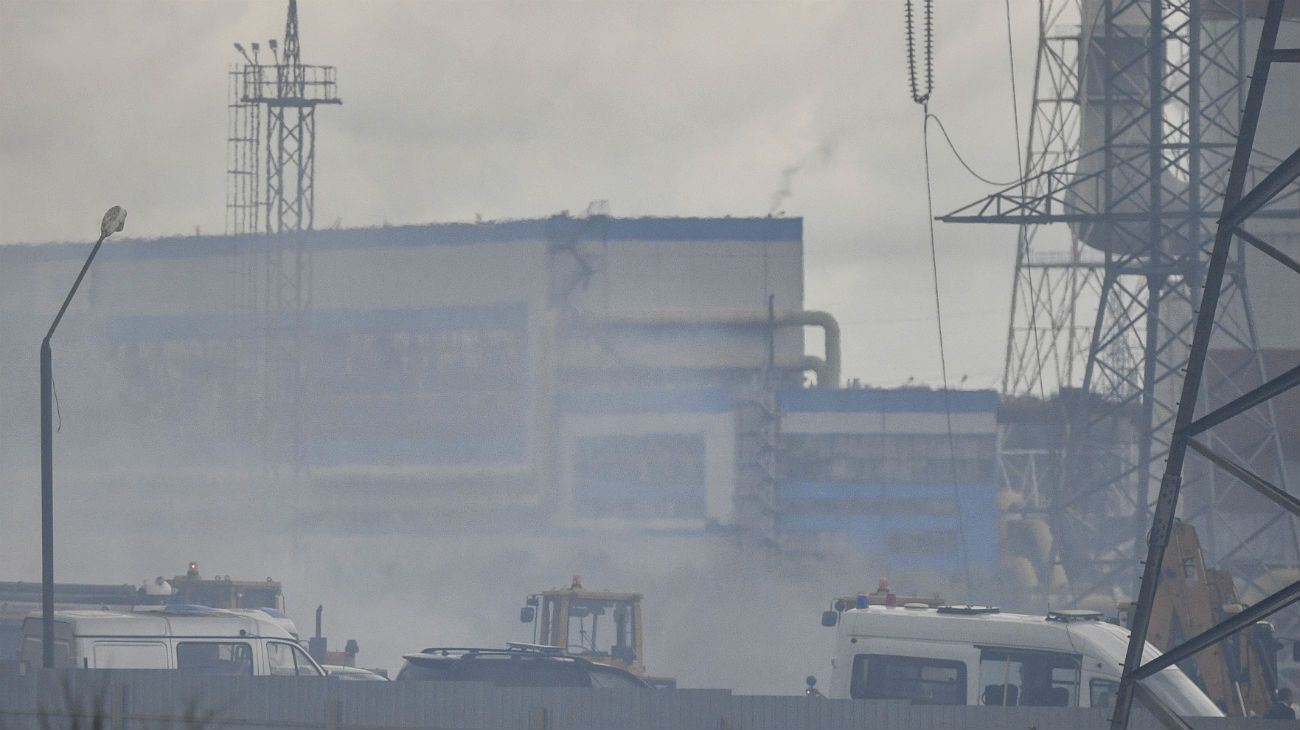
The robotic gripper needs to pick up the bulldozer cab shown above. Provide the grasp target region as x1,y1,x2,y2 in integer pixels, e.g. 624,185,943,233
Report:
522,576,644,676
168,562,284,611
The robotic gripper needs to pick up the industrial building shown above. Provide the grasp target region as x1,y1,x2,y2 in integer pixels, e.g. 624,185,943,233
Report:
0,215,998,578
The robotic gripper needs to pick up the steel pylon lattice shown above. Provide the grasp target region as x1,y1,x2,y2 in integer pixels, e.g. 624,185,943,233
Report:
227,0,341,473
942,0,1298,606
1112,2,1300,726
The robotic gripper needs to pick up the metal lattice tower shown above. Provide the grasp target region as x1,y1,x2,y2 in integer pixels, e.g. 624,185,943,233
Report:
943,0,1298,605
1112,3,1300,725
227,0,341,472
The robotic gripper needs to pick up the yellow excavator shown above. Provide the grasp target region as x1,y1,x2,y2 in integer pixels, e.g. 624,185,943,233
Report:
1118,523,1281,716
520,576,675,688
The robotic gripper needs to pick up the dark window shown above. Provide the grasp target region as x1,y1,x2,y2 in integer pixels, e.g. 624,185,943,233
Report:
176,642,253,675
850,654,966,705
978,648,1080,707
781,433,996,484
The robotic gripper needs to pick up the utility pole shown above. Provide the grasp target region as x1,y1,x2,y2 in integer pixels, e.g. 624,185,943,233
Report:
40,207,127,666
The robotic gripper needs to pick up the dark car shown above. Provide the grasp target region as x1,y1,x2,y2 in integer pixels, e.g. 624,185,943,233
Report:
396,643,649,689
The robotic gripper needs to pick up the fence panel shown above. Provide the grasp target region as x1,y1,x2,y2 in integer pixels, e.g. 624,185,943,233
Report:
3,668,1298,730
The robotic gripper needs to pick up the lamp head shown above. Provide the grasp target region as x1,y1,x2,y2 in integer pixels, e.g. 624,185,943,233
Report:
100,206,127,239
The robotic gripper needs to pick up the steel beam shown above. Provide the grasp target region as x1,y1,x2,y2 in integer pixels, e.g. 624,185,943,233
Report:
1187,438,1300,519
1132,580,1300,681
1233,227,1300,275
1180,364,1300,437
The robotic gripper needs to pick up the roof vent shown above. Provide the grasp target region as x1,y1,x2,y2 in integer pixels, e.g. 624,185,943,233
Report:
936,605,1000,615
1047,609,1103,623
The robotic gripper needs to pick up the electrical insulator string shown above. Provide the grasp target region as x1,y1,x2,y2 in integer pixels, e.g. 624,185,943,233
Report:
905,0,974,594
905,0,934,105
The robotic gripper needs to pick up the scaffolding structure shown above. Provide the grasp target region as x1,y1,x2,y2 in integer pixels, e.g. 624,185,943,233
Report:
943,0,1297,604
227,0,341,472
733,296,782,546
1112,3,1300,726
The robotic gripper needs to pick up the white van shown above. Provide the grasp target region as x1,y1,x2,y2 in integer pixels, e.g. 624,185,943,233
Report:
821,604,1222,718
20,605,324,676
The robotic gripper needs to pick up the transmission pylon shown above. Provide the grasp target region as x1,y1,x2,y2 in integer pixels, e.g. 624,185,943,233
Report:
942,0,1298,606
1112,3,1300,726
227,0,341,472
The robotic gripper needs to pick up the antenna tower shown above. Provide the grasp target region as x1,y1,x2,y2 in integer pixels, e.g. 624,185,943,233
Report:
227,0,341,472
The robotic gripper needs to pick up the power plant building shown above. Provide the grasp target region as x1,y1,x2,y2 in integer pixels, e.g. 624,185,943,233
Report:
0,216,998,574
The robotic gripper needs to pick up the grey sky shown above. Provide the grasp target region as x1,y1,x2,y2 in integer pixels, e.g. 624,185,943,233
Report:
0,0,1042,388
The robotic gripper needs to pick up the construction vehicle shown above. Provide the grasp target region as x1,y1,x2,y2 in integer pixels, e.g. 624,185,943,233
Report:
167,562,284,610
1117,523,1281,717
520,576,674,688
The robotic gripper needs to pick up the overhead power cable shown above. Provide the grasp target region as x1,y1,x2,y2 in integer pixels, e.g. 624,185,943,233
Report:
926,113,1022,187
905,0,975,594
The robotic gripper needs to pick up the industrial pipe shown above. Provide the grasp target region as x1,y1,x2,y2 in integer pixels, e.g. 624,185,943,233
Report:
578,310,841,388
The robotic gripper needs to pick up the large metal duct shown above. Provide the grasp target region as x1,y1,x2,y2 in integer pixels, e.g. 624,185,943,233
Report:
577,310,841,388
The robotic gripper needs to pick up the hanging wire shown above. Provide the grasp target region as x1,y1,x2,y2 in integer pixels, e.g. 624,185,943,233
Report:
1003,0,1025,180
51,367,63,433
906,0,975,593
926,113,1022,187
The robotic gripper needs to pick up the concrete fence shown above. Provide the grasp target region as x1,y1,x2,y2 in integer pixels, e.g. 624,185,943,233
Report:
0,668,1294,730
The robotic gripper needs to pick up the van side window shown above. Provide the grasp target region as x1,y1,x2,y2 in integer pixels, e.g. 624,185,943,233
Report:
176,642,253,675
93,642,167,669
267,641,323,677
850,654,967,705
978,649,1080,707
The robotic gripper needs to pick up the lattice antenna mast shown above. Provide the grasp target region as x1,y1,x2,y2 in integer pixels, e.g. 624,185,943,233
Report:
258,0,340,234
227,1,341,474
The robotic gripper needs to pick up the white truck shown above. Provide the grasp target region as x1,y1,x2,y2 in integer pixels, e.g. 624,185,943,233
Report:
20,605,324,676
819,603,1223,718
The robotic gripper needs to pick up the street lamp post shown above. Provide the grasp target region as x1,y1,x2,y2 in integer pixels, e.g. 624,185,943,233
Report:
40,206,127,668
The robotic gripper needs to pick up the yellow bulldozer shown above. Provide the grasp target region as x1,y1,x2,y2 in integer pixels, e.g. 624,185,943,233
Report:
520,576,674,688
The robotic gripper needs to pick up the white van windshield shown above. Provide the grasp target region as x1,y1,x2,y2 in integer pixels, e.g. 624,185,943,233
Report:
267,641,324,677
1080,625,1222,717
1137,645,1223,718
